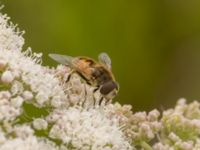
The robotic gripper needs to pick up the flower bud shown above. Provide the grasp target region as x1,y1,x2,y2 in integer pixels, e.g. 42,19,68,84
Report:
1,70,14,84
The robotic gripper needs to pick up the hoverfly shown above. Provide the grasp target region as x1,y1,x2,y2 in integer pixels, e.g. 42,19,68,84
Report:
49,52,119,105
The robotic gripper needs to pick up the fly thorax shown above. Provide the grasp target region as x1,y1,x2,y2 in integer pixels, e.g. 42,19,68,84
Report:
92,67,112,84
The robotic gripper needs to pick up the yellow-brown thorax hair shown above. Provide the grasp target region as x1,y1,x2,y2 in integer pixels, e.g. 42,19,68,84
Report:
71,57,115,87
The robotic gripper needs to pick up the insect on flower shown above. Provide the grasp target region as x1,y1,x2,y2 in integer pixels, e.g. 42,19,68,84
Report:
49,52,119,105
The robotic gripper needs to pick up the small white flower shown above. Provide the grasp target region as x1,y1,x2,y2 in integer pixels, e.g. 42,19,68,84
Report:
51,96,62,108
11,80,24,96
11,96,24,108
140,123,154,139
1,70,14,84
176,141,194,150
69,94,80,105
33,118,48,130
148,109,160,121
153,143,171,150
168,132,181,142
49,125,65,140
0,91,11,99
177,98,186,106
132,112,147,123
35,92,49,106
150,121,162,132
14,125,34,139
22,91,33,101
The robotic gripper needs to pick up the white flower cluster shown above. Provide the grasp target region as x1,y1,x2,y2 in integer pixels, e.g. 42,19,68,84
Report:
104,103,162,149
1,9,200,150
47,107,131,150
104,99,200,150
0,125,59,150
0,12,24,52
153,99,200,150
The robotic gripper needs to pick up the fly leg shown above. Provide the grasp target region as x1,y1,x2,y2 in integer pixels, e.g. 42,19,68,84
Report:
81,85,98,108
93,86,104,107
66,70,75,83
99,96,104,106
81,83,88,107
93,87,99,107
93,86,100,93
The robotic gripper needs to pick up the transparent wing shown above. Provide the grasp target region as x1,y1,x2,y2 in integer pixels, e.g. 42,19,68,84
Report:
49,53,74,66
98,52,112,70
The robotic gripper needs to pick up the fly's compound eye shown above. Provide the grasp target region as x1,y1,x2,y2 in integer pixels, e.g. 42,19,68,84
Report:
100,81,118,95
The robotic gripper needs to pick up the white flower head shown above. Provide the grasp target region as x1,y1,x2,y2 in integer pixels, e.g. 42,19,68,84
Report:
48,107,132,150
1,70,14,84
11,96,24,108
22,91,33,101
0,136,60,150
33,118,48,130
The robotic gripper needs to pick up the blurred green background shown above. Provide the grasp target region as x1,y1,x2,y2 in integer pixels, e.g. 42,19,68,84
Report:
2,0,200,111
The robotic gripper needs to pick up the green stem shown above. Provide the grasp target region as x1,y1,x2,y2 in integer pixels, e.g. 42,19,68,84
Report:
140,141,153,150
